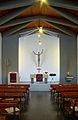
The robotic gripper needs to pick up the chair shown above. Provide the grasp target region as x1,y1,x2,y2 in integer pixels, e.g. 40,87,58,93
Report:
49,73,56,81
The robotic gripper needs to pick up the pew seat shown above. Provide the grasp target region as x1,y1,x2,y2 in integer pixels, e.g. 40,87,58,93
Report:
64,98,78,118
0,99,21,119
0,116,6,120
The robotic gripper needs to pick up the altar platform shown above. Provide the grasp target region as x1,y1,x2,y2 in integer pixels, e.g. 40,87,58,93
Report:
30,82,50,91
20,80,59,91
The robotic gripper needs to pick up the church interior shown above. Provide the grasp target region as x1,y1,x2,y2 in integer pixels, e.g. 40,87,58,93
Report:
0,0,78,120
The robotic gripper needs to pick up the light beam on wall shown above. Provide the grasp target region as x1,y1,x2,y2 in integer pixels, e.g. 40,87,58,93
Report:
39,0,48,5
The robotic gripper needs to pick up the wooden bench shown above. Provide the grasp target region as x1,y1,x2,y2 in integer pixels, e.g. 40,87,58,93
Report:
0,84,30,112
0,99,20,119
50,84,78,104
64,98,78,118
60,92,78,117
0,116,6,120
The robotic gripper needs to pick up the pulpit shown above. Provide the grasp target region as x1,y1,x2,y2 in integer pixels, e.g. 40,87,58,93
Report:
8,72,19,84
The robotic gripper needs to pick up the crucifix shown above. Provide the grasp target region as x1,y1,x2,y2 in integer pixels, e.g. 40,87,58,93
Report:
33,49,43,72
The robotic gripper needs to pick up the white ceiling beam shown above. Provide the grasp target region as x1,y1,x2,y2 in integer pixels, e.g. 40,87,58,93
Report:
0,6,32,25
0,16,39,28
40,16,78,28
0,0,35,10
48,0,78,10
45,21,73,36
0,15,77,29
45,28,64,35
3,22,31,36
51,6,78,25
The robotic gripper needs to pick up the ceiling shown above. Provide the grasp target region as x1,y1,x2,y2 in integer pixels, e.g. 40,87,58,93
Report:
0,0,78,36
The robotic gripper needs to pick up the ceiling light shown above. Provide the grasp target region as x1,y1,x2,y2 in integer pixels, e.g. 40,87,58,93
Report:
38,40,42,45
38,34,41,37
39,27,43,34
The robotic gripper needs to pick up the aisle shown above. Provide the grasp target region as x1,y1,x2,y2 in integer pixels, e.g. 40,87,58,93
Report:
22,92,65,120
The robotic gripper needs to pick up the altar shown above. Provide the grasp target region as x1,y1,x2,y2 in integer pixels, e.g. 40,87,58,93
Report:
30,74,48,83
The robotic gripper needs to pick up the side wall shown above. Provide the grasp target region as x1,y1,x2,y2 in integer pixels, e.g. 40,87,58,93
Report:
0,33,2,83
2,34,19,83
60,34,77,84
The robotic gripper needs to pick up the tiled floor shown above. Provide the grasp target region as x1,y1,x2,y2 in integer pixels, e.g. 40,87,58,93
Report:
21,91,68,120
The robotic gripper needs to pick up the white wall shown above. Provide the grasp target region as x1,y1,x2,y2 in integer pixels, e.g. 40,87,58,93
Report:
19,33,60,83
0,33,2,83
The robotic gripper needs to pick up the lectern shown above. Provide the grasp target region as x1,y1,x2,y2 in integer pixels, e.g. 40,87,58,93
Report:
8,72,19,84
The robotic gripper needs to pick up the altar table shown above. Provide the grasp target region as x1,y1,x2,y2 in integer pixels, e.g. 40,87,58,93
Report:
30,74,48,83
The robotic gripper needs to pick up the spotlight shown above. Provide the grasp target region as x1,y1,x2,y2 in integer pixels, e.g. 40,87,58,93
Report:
38,40,42,45
39,27,43,34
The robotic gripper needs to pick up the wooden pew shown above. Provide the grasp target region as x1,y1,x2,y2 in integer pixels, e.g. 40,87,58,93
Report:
0,84,30,100
0,99,20,119
50,84,78,104
0,84,30,112
50,84,64,97
0,116,6,120
61,95,78,118
60,92,78,115
50,84,78,118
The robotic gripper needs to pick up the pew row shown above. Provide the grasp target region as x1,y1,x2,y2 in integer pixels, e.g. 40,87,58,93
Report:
50,84,78,103
0,116,6,120
60,92,78,118
50,84,78,118
0,84,30,119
